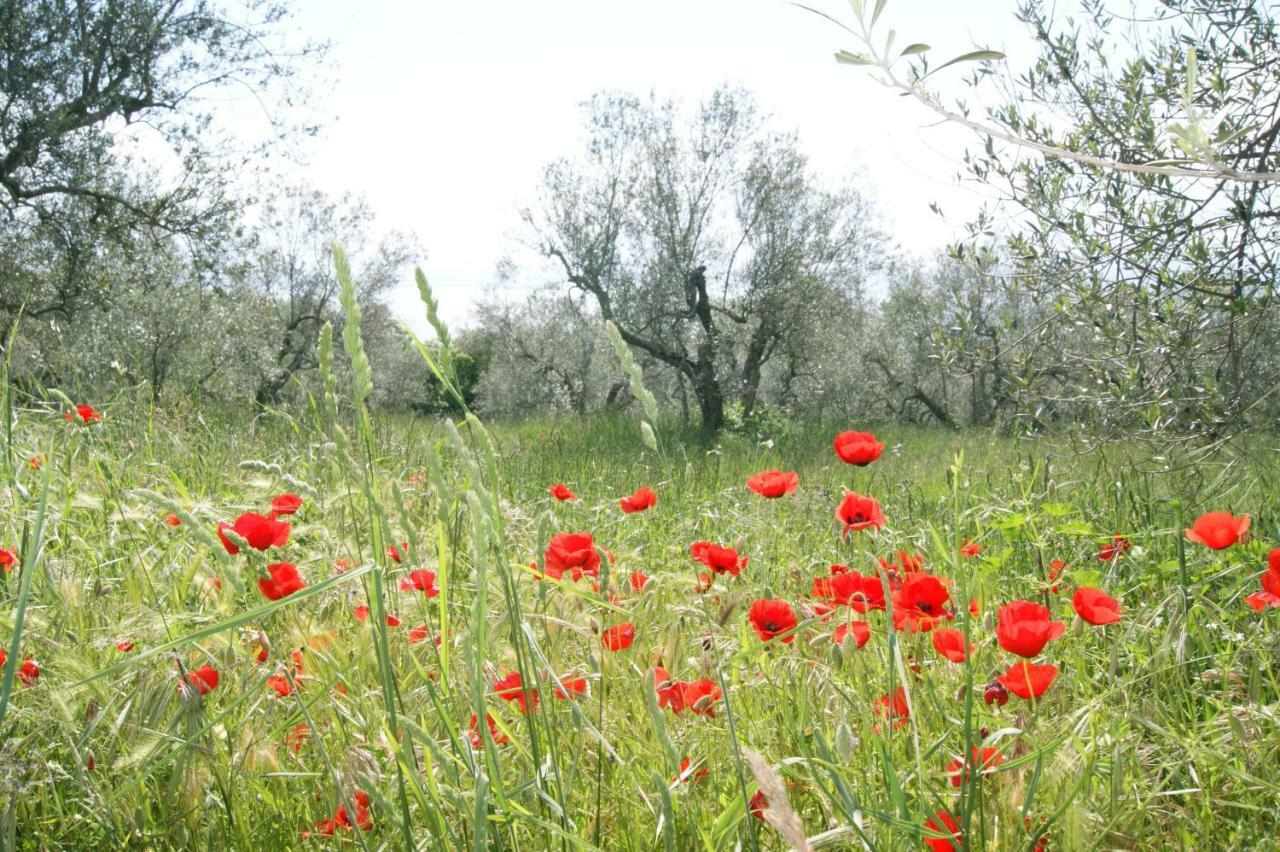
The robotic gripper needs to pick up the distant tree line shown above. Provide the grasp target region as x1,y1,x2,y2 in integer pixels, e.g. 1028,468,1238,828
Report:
3,0,1276,441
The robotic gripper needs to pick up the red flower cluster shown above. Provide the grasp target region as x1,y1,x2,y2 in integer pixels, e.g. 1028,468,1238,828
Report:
653,667,721,716
307,791,372,838
1246,548,1280,611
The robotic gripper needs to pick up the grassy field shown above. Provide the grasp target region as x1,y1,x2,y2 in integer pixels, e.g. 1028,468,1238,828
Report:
2,390,1279,850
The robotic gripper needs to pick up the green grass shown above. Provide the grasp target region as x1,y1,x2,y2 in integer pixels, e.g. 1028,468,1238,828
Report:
2,396,1278,849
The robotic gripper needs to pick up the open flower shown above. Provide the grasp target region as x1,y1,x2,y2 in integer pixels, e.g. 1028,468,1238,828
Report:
748,598,798,643
601,622,635,651
996,661,1058,699
836,491,885,536
182,664,219,696
258,562,306,601
833,430,884,465
400,569,439,596
690,540,747,576
892,573,951,632
65,403,101,424
832,620,871,648
1097,534,1131,561
217,512,290,555
996,600,1065,658
931,628,972,663
1072,586,1122,625
945,746,1003,787
1184,511,1250,550
269,493,303,516
619,486,657,513
543,532,600,581
746,469,799,499
494,672,539,714
548,483,577,502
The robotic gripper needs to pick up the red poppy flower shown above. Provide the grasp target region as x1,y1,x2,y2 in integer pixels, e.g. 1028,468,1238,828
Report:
0,548,16,573
268,493,302,517
749,790,769,820
945,746,1003,787
996,661,1058,699
878,550,924,576
164,513,182,527
65,403,101,424
1184,511,1250,550
690,540,747,576
217,512,290,555
308,791,373,837
746,469,799,499
258,562,306,601
388,542,407,563
1072,586,1122,625
748,598,799,643
1245,564,1280,611
694,571,714,593
115,640,135,652
543,532,601,581
674,757,708,784
653,667,680,710
619,486,657,514
28,455,43,470
829,562,849,574
628,571,650,592
548,483,577,501
891,573,952,632
353,605,399,626
252,644,268,664
183,664,219,696
873,686,910,725
400,569,439,596
1047,559,1066,593
286,723,309,752
602,622,635,652
267,674,293,697
833,430,884,465
931,628,972,663
995,600,1065,658
554,675,588,700
16,657,39,686
494,672,539,714
407,624,431,644
828,571,885,612
960,540,981,558
923,809,963,851
836,491,885,536
467,712,508,748
983,680,1009,707
1097,534,1131,561
1270,548,1280,573
832,620,871,648
679,679,722,716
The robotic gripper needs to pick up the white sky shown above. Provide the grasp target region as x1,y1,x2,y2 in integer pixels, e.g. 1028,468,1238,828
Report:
269,0,1035,331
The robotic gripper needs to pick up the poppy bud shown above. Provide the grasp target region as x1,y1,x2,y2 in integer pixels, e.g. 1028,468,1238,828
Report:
984,681,1009,707
835,723,857,763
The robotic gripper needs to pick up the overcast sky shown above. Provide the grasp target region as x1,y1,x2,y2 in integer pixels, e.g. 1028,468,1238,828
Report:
268,0,1035,331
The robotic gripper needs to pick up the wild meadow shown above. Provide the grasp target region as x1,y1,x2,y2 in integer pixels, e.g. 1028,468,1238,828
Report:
2,263,1279,851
